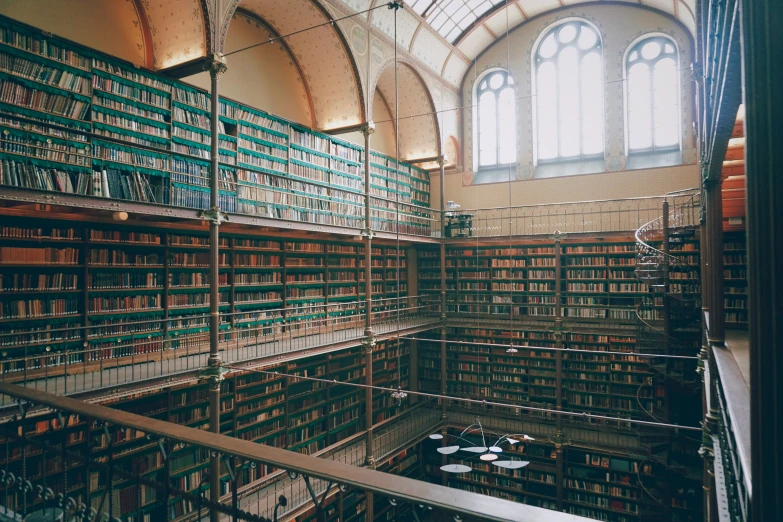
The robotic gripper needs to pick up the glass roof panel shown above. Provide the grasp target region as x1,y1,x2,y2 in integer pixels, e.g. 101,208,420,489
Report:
411,0,504,43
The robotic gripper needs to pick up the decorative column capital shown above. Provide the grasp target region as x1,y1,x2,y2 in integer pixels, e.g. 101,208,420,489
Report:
205,53,228,78
199,207,228,225
436,155,447,167
198,365,229,390
361,334,376,353
360,121,376,137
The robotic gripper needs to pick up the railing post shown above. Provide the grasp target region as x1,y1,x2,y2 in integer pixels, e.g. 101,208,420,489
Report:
704,179,725,346
193,53,229,522
360,122,376,469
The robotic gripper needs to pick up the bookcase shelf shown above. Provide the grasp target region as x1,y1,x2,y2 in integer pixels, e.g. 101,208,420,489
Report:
0,15,432,237
723,231,747,328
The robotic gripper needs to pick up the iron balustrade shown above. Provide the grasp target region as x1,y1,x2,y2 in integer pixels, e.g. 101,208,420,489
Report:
709,343,750,522
0,295,441,405
0,382,590,522
446,190,700,238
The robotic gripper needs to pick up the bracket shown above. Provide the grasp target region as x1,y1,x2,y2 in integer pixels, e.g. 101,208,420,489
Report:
197,365,230,389
361,335,377,353
302,476,333,517
361,228,375,240
387,1,403,10
199,206,229,225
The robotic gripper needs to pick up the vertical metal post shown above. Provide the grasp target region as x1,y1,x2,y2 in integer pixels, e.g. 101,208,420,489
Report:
361,123,376,469
199,53,228,522
740,3,783,519
704,181,725,345
438,156,447,420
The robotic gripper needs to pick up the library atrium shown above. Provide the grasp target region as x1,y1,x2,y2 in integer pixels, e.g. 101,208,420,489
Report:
0,0,777,521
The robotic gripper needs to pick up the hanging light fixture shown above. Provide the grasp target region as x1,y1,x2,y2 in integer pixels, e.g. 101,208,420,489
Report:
428,418,534,473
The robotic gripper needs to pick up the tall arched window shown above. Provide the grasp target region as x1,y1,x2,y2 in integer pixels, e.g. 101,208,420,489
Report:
534,21,603,162
626,36,680,152
477,70,516,168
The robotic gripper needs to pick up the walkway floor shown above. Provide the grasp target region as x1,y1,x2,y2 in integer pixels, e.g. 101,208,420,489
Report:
725,329,750,389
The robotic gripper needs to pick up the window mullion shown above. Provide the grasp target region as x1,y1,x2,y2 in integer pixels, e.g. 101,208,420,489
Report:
496,87,501,166
577,46,584,158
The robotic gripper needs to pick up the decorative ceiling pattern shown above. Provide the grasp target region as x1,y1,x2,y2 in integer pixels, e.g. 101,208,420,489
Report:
374,61,440,160
371,3,420,48
410,26,452,72
137,0,207,68
232,0,364,129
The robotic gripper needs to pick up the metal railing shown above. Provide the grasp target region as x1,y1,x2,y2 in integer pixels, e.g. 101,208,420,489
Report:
0,295,441,405
709,340,751,522
445,192,700,238
0,382,589,522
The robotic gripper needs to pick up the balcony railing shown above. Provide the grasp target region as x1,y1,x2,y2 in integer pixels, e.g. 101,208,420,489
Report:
708,337,751,522
0,295,441,405
445,191,700,238
0,382,590,522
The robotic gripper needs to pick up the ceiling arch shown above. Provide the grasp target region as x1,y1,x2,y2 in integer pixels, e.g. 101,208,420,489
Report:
134,0,209,69
372,59,441,161
221,0,365,130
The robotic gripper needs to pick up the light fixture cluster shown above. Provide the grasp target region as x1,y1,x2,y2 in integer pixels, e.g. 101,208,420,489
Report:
429,418,534,473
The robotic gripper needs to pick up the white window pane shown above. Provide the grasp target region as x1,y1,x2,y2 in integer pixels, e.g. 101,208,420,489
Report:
446,26,462,42
458,12,478,29
431,12,448,29
498,87,516,164
558,24,577,44
628,62,652,150
489,73,504,89
454,5,471,20
410,0,429,15
558,46,580,157
641,41,661,60
537,61,558,160
444,1,462,16
439,20,456,37
426,7,442,23
479,91,497,166
539,34,557,59
581,52,604,155
578,26,597,50
653,57,679,147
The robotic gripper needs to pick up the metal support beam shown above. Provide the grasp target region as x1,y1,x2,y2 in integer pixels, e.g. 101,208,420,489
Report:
438,156,447,420
360,123,376,469
740,1,783,521
704,180,725,345
200,53,228,522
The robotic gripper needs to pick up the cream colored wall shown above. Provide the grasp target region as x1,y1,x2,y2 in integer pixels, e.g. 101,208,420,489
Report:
0,0,147,65
340,91,396,156
455,4,698,208
432,165,698,210
183,12,311,126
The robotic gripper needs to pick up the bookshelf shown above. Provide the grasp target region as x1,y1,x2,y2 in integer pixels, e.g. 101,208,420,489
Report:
0,340,410,521
418,237,677,321
418,326,667,423
0,15,432,236
0,216,413,370
421,428,700,522
723,231,747,328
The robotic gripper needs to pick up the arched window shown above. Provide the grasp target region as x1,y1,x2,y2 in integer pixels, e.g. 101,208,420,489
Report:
477,70,516,168
626,36,680,152
534,21,603,162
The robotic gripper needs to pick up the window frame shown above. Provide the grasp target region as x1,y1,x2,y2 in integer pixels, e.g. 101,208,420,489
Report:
532,19,605,165
475,69,516,170
624,34,681,155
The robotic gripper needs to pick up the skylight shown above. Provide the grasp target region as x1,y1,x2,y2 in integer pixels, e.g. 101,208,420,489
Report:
406,0,505,43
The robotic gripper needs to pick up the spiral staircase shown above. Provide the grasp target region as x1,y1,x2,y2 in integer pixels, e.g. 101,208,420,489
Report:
633,189,703,521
